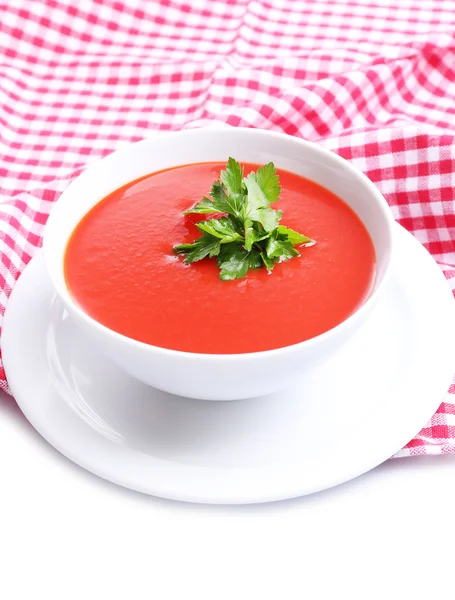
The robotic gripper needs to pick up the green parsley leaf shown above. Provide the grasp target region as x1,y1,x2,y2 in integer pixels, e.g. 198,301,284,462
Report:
277,225,313,245
266,229,300,261
184,196,223,215
256,206,282,232
244,220,270,251
173,232,221,263
260,252,277,272
217,244,262,281
185,178,245,217
173,158,314,280
196,217,243,243
220,157,244,196
210,181,245,217
254,162,281,204
243,218,254,252
247,250,263,269
227,214,244,236
243,166,282,232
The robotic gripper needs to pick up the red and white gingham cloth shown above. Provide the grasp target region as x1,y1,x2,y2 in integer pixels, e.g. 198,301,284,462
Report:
0,0,454,457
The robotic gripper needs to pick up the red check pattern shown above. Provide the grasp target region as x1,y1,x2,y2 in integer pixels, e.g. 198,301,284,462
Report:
0,0,454,457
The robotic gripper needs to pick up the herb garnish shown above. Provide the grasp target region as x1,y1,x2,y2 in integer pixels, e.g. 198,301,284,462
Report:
173,158,314,280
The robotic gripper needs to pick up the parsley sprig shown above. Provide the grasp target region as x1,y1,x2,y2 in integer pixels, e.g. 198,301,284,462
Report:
173,158,313,280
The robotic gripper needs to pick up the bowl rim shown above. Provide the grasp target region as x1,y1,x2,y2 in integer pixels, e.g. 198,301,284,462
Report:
43,127,395,361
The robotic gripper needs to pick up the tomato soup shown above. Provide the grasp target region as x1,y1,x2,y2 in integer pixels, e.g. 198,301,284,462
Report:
64,163,375,353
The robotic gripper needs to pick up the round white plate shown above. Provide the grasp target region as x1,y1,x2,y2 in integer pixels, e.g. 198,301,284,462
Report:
3,224,455,504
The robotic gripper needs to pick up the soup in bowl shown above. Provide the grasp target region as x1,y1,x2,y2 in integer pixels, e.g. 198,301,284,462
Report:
43,128,393,400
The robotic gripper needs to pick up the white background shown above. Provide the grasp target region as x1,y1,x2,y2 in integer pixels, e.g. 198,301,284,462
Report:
1,388,454,599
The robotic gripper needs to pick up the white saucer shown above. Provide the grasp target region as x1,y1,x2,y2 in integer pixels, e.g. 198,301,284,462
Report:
3,224,455,504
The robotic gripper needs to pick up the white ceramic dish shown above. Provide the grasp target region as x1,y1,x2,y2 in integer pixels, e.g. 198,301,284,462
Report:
3,224,455,504
42,128,394,400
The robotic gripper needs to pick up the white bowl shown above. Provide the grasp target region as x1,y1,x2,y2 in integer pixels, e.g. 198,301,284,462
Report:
43,128,394,400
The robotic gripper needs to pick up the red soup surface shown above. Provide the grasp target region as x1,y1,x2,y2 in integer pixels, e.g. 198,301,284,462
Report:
65,162,376,353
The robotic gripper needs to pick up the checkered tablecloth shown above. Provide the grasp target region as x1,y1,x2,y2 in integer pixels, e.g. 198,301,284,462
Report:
0,0,454,457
